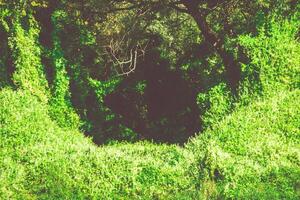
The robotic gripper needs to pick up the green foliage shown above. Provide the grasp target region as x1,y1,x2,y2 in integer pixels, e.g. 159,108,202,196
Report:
8,14,49,102
197,83,233,128
1,87,299,199
89,77,139,141
0,2,299,199
135,80,146,94
239,15,300,93
188,16,300,199
89,77,121,103
188,89,300,199
148,11,201,64
0,9,10,87
0,89,197,199
48,13,80,130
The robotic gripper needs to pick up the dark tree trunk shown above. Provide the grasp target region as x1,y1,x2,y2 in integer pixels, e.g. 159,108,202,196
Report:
181,0,241,94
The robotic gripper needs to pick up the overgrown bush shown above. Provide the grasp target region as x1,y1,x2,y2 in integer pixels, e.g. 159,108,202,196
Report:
239,15,300,94
0,3,299,200
188,89,300,199
0,89,198,199
48,12,80,130
197,83,233,129
8,14,49,102
188,16,300,199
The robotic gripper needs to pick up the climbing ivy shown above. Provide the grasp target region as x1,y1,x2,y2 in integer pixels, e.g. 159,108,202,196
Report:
8,13,49,102
47,11,80,130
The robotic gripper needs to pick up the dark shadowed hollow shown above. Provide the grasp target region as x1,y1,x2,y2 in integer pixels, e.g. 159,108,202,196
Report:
103,48,202,144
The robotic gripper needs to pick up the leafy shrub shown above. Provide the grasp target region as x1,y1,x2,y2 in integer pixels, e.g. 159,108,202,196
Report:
0,89,198,199
239,15,300,94
197,83,233,129
188,89,300,199
189,15,300,200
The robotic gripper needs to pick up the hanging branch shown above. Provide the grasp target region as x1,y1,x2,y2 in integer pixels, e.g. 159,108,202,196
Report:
106,39,148,76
